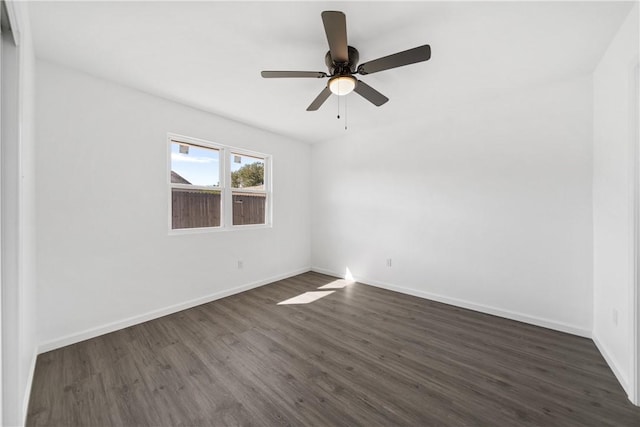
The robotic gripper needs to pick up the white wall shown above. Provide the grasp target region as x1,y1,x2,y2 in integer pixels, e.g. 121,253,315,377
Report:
311,74,594,336
593,3,639,399
18,4,37,421
2,15,21,424
1,1,38,425
35,60,311,349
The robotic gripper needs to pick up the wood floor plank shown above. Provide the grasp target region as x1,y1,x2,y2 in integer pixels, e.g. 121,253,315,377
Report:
27,272,640,426
246,286,558,425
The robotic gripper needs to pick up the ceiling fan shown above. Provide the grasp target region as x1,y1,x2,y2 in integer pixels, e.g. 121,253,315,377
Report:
261,11,431,111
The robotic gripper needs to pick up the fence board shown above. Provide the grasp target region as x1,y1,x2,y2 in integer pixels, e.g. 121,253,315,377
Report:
233,193,266,225
172,189,221,229
171,189,266,228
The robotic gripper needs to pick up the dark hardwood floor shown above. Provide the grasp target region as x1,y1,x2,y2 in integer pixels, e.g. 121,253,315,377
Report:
27,272,640,426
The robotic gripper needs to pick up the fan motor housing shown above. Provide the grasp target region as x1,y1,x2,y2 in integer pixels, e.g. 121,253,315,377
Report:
325,46,359,74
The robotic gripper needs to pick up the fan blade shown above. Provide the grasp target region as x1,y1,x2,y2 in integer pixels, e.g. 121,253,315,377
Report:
321,11,348,63
357,45,431,75
307,87,332,111
354,80,389,106
261,71,327,78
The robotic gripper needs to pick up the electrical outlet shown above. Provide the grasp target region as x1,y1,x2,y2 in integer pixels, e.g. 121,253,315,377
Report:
613,309,618,326
237,260,243,270
386,258,392,268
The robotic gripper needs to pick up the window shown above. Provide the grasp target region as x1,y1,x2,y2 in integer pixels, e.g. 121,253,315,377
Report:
231,153,267,225
170,141,221,229
168,134,270,231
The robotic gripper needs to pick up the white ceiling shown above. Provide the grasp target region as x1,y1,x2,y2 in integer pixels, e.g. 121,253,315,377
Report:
29,1,634,144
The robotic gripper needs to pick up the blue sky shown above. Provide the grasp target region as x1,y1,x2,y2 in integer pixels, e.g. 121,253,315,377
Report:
171,143,219,186
230,153,264,173
171,143,264,186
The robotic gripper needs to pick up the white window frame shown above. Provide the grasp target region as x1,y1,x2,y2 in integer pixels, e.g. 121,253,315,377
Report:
228,150,270,227
167,133,272,234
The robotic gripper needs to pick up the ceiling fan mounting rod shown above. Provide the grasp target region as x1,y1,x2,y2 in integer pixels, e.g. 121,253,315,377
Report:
332,62,353,77
325,45,359,75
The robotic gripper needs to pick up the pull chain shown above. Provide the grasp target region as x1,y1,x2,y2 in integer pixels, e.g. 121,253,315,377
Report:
344,95,348,130
334,85,348,130
337,78,342,119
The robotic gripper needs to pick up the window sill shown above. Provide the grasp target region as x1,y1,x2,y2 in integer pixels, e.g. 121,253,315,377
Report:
168,223,272,236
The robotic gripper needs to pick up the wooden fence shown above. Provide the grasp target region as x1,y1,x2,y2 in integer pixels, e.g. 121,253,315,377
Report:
172,189,265,229
172,189,221,229
232,193,266,225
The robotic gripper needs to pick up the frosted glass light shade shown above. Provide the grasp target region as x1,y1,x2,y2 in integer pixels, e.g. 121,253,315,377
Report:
329,76,357,96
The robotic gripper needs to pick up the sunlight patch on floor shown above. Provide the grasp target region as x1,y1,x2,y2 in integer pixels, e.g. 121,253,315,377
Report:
277,291,335,305
318,279,353,289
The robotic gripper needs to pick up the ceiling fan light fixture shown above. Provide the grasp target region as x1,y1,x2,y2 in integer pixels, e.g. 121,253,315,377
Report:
329,75,357,96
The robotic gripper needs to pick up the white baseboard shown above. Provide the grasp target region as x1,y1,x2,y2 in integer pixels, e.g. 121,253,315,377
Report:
592,332,631,398
22,349,38,425
310,266,343,278
38,267,311,354
310,267,592,338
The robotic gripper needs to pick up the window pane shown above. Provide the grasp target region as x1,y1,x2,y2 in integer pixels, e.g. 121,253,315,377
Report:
171,142,220,187
232,192,266,225
230,153,265,189
172,188,221,229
